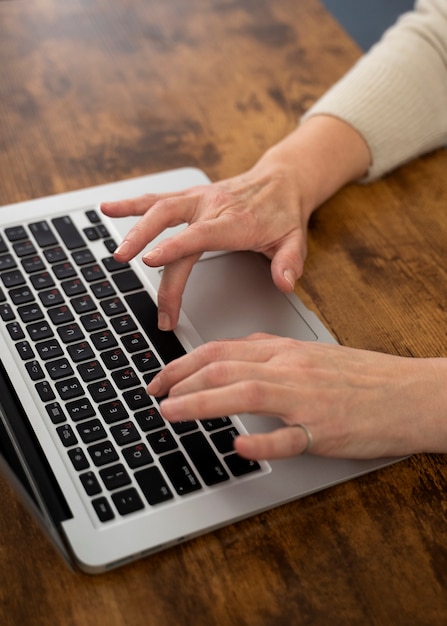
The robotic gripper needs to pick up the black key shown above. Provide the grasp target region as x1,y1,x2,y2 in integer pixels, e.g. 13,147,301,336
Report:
81,264,105,283
71,294,96,314
57,322,84,344
122,443,153,469
35,380,56,402
110,314,137,335
87,440,119,467
181,431,229,486
66,397,95,422
86,209,100,224
111,367,140,389
36,338,64,360
52,216,85,249
131,349,161,372
110,421,140,446
77,359,105,382
98,399,128,424
102,257,129,272
56,423,78,447
80,311,107,332
29,221,58,247
67,340,95,362
76,418,107,443
0,235,8,254
92,497,114,522
99,464,131,490
125,291,186,364
101,347,129,369
53,261,77,280
25,359,44,381
30,271,55,290
13,240,37,257
201,417,233,431
87,379,117,403
104,238,118,253
111,488,144,516
61,277,86,297
48,304,74,325
80,472,102,496
134,466,173,505
112,269,143,293
91,329,117,350
68,447,90,471
9,285,34,305
45,358,74,380
44,246,67,264
46,402,66,424
83,226,100,241
210,427,240,454
55,377,84,401
170,420,198,435
121,332,148,353
0,302,15,321
27,320,54,342
72,249,95,266
147,428,177,454
0,287,6,302
224,453,261,477
16,340,35,360
100,296,126,316
7,321,25,340
2,268,25,288
123,387,152,410
97,224,109,238
0,253,17,271
17,302,43,323
90,280,116,299
159,451,202,495
22,255,45,274
40,288,65,308
5,225,27,241
135,407,165,432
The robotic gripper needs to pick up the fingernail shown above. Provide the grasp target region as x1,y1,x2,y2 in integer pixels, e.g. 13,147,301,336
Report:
147,376,161,395
115,240,131,257
143,247,162,262
158,312,171,330
283,269,296,290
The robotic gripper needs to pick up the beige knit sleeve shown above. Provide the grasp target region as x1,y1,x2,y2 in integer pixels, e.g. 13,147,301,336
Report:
303,0,447,181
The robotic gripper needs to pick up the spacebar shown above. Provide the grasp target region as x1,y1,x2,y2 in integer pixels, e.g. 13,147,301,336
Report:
125,291,186,364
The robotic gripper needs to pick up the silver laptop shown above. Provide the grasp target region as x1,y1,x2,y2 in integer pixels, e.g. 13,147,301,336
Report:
0,167,401,573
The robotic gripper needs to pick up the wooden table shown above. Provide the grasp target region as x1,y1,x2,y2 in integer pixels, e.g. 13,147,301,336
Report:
1,1,447,624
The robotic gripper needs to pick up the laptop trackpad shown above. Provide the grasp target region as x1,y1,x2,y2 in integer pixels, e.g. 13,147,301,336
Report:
180,251,317,343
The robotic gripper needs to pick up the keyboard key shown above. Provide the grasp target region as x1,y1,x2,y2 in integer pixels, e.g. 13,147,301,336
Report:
100,296,126,316
224,453,261,477
81,264,106,283
25,359,45,381
87,379,117,403
121,332,148,353
76,418,107,443
102,257,129,272
72,249,95,266
112,269,143,293
53,261,77,280
52,216,85,249
201,417,233,431
0,253,17,271
147,428,177,454
17,302,44,323
90,280,115,299
55,377,84,401
80,311,107,332
131,349,161,372
71,294,96,314
111,366,140,389
7,321,25,340
2,268,26,288
159,451,202,495
92,496,115,522
80,471,102,496
99,464,131,490
16,340,35,360
26,320,54,342
0,302,15,321
181,431,229,486
123,387,152,410
77,359,106,382
45,358,74,380
122,443,153,469
135,406,164,432
85,209,100,224
56,423,78,447
110,421,140,446
135,466,173,505
99,399,129,424
68,447,90,471
170,420,198,435
9,285,34,305
101,347,129,369
48,305,74,325
57,322,84,343
29,221,58,248
21,255,45,274
67,340,95,362
35,380,56,402
111,488,144,516
66,397,95,422
13,240,37,257
44,246,67,264
91,329,117,350
40,288,65,308
36,338,64,360
210,427,240,454
110,314,137,334
46,401,66,424
88,440,119,466
61,277,86,296
5,225,27,241
30,271,55,290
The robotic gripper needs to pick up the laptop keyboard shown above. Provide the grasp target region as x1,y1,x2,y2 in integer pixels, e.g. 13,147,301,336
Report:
0,208,261,523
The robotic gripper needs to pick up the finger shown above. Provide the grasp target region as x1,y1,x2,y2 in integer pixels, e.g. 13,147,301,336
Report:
234,427,310,460
153,253,200,330
113,195,198,262
147,336,276,396
269,235,306,293
100,189,191,218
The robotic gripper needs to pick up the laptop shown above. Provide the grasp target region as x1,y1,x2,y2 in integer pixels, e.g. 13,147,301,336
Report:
0,167,401,573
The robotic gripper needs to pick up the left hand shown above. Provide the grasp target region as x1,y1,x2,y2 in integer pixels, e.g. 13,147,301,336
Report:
147,333,444,460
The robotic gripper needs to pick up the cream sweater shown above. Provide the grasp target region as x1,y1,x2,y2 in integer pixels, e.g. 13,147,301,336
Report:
305,0,447,180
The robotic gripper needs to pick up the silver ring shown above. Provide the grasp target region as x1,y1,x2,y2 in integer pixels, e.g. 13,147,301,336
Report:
290,423,313,454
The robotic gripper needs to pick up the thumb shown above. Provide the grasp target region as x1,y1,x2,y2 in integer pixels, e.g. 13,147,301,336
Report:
270,237,306,293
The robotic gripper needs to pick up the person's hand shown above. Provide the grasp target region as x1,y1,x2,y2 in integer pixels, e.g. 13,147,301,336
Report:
147,333,446,460
101,117,371,330
101,158,310,331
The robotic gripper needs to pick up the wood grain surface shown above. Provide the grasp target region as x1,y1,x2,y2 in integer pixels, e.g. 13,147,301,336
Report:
1,1,447,625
